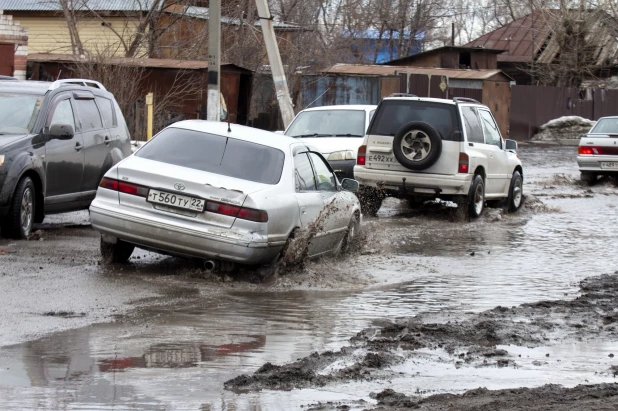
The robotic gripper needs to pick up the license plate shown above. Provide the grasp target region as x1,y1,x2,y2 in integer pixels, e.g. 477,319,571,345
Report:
368,154,396,163
147,189,205,212
601,162,618,169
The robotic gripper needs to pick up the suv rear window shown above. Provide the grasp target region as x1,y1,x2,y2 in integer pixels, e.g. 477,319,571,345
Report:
136,127,285,184
368,100,462,141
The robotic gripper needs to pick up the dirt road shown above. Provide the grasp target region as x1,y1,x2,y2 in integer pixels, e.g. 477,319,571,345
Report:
1,145,617,410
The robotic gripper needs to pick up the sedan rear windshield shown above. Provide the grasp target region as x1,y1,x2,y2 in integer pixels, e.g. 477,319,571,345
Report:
590,118,618,134
136,128,285,184
286,110,365,137
368,100,462,141
0,93,44,134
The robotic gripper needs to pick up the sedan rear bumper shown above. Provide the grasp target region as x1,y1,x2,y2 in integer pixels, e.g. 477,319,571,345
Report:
90,202,282,265
577,155,618,173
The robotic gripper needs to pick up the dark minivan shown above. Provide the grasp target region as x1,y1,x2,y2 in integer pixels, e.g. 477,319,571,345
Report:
0,79,131,238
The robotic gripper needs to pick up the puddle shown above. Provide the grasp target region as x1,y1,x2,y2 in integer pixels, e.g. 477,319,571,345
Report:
1,146,618,409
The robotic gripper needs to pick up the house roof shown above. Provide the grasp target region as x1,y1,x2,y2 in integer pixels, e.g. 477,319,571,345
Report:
28,53,253,73
0,0,162,11
465,9,618,65
381,46,506,66
323,63,513,81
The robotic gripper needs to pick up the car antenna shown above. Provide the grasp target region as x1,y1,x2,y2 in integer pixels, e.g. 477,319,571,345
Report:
227,120,231,133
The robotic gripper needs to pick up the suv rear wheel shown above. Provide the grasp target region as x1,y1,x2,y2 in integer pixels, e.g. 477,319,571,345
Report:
2,176,35,239
358,186,383,217
468,174,485,219
393,121,442,170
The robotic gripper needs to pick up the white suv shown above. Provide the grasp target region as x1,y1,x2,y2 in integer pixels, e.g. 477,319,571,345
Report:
353,95,524,218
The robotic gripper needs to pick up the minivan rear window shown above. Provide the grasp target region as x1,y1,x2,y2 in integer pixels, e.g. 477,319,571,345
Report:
136,128,285,184
368,100,462,141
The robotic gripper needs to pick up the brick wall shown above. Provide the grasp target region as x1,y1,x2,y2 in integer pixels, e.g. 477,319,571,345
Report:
0,10,28,79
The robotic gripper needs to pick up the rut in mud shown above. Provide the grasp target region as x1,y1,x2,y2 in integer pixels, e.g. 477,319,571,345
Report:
224,272,618,392
368,383,618,410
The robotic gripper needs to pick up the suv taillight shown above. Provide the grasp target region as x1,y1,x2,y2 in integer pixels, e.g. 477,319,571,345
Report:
357,145,367,165
458,153,469,173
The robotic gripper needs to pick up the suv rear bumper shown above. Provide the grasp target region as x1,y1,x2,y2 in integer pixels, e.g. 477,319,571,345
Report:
354,166,473,196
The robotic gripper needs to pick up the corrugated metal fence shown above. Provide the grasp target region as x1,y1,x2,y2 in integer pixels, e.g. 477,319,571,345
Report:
510,85,618,140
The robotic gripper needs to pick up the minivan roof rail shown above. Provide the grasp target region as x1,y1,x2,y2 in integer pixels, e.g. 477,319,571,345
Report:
388,93,418,98
453,97,480,104
48,79,107,91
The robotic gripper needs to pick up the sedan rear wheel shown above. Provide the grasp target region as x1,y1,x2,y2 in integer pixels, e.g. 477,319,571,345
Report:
580,171,597,186
100,237,135,264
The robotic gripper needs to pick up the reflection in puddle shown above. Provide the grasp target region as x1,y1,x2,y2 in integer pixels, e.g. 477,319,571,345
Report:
1,147,618,410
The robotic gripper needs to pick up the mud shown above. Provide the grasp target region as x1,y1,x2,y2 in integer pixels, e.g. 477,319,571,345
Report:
370,383,618,410
225,273,618,408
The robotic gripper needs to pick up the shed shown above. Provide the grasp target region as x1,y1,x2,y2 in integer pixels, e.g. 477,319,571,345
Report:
302,64,513,137
381,46,506,70
27,53,253,138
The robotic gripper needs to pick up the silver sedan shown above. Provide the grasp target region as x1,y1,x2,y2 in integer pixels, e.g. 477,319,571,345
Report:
89,120,361,269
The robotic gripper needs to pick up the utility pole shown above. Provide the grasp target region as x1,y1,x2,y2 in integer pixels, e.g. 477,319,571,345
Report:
255,0,295,128
207,0,221,121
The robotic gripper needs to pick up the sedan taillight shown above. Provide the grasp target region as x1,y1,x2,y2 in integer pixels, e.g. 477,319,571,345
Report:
206,200,268,222
100,177,148,197
578,146,602,155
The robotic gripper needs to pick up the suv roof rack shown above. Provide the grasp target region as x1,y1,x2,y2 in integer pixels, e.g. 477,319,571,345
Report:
48,79,107,91
388,93,418,98
453,97,480,104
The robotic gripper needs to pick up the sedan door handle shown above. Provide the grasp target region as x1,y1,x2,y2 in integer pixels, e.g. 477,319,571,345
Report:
104,136,111,146
74,142,84,151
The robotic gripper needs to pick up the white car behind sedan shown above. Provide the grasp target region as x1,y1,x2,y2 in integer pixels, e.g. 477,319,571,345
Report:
89,121,361,270
283,105,376,180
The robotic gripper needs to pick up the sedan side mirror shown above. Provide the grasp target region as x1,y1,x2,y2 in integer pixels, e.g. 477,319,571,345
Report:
274,130,284,135
341,178,359,193
49,123,75,140
505,139,517,151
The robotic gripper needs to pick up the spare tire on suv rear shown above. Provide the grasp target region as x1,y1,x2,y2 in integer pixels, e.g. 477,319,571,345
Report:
392,121,442,171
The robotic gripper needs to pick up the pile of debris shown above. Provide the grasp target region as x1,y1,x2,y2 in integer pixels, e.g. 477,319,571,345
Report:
532,116,596,142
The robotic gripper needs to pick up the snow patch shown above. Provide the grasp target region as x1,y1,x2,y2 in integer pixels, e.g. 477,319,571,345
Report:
532,116,596,141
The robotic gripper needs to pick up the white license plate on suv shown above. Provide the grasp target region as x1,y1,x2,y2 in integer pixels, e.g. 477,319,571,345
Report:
601,162,618,169
147,189,205,212
368,154,396,163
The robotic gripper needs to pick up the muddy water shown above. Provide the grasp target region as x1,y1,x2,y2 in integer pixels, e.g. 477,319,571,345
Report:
1,146,618,410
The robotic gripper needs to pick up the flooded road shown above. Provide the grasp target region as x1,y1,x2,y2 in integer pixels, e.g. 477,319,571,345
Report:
1,145,618,410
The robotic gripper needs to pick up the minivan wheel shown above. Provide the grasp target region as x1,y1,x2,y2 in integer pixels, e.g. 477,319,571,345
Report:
392,121,442,171
507,171,524,212
468,175,485,219
2,177,35,239
100,237,135,264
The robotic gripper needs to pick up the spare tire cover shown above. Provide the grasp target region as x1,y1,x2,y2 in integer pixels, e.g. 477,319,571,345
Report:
392,121,442,171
